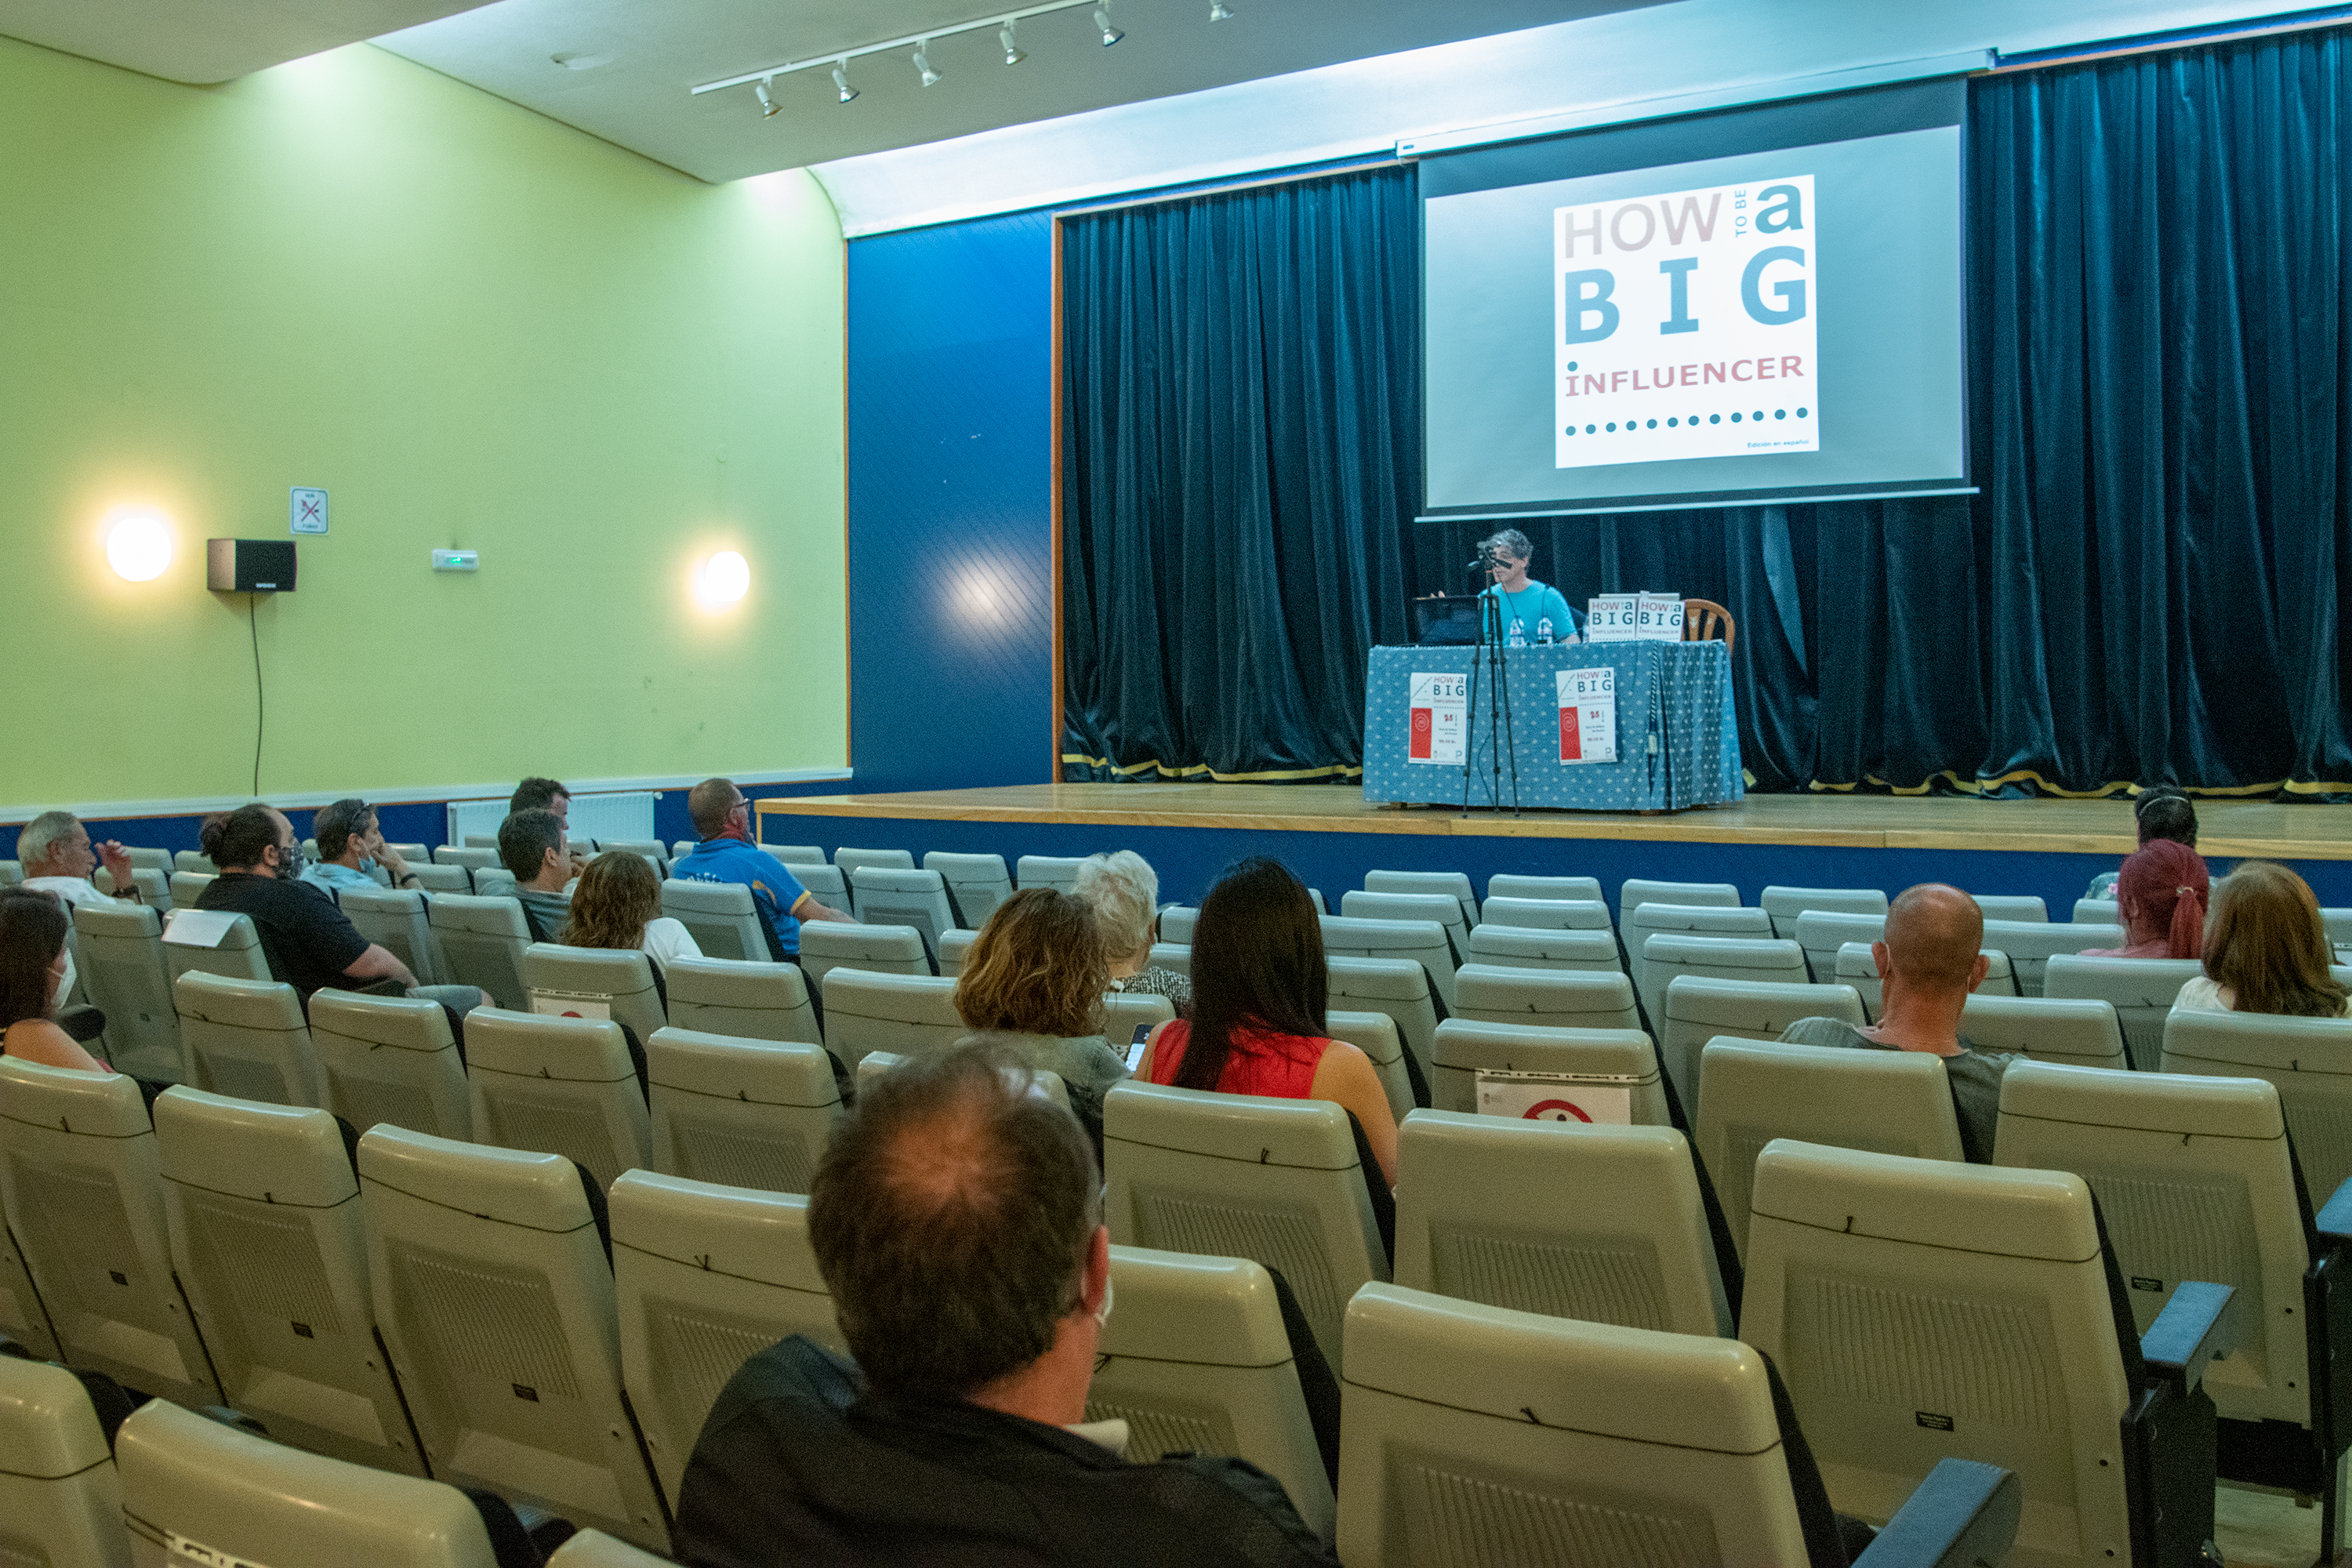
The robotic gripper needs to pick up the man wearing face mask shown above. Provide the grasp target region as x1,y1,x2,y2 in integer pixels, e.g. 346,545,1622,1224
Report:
299,797,420,896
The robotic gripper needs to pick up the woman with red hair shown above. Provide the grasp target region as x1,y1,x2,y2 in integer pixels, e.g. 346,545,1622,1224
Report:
2084,840,2209,960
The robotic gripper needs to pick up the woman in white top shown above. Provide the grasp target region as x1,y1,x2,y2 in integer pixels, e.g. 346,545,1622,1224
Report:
2172,861,2351,1018
557,850,702,974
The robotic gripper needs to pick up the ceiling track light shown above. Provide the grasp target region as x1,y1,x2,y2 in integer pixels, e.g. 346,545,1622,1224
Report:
1210,0,1235,16
999,19,1025,64
913,41,942,85
1093,3,1123,45
753,76,779,116
831,60,858,103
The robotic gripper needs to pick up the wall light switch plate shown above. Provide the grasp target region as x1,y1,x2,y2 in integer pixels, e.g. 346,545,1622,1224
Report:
432,549,479,572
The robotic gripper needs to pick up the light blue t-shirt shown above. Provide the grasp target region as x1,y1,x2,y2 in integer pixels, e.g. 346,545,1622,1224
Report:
673,836,810,959
300,861,384,896
1481,580,1581,645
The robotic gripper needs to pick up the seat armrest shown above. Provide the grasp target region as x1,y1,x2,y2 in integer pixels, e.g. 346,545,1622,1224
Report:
2316,1177,2352,1245
1853,1458,2020,1568
2141,1280,2237,1390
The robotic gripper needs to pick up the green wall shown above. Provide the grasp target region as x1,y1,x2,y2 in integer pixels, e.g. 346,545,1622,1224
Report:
0,36,847,811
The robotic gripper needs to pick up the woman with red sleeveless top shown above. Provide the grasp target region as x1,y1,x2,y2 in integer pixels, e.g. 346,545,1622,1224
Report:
1138,858,1399,1187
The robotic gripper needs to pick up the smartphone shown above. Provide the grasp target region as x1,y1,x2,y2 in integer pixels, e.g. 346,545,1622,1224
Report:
1126,1022,1152,1072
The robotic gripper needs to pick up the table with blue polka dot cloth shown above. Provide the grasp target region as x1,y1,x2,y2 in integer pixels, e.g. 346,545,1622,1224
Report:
1362,641,1744,811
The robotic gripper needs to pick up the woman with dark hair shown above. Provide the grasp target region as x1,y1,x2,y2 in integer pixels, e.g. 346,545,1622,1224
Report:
0,887,110,1071
953,887,1134,1114
2174,862,2350,1018
2088,787,2200,898
1138,858,1398,1186
2083,840,2209,960
558,851,702,973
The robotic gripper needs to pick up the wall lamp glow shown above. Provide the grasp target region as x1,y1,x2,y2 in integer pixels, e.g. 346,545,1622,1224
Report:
1093,4,1123,45
831,60,858,102
913,41,942,85
753,76,779,116
106,510,173,582
698,550,751,607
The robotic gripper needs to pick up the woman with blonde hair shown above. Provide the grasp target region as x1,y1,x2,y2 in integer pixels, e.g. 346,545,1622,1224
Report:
2174,862,2350,1018
953,887,1132,1133
1070,850,1191,1015
557,851,702,974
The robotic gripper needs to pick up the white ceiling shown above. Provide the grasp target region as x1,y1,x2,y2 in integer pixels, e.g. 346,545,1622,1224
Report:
0,0,487,84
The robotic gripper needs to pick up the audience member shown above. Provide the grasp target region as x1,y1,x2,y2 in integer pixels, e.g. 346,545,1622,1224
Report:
16,810,145,909
510,775,570,824
497,808,576,942
559,851,702,973
0,888,110,1072
1071,850,1191,1016
953,888,1132,1136
194,805,488,1012
2082,840,2207,960
674,1040,1340,1568
300,798,422,897
673,778,853,962
2087,786,2199,898
2175,862,2350,1018
1777,883,2015,1162
1138,857,1397,1186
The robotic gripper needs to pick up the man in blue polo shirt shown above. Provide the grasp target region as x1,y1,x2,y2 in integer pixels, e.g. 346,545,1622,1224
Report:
674,778,855,960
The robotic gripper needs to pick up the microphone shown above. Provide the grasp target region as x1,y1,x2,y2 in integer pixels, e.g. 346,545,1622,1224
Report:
1465,557,1490,573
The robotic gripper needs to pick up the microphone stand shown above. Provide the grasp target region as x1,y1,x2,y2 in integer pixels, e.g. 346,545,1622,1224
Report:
1457,558,1524,818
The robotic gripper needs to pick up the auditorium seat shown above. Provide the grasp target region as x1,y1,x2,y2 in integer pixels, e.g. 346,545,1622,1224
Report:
96,865,172,909
1741,1140,2233,1568
1159,906,1198,945
1148,940,1190,978
1658,975,1867,1114
0,860,17,887
1472,895,1615,933
172,970,323,1107
2073,897,2122,924
649,1029,840,1194
460,834,499,850
1014,854,1089,893
404,862,473,894
923,851,1015,929
601,838,669,870
1452,963,1639,1033
1977,918,2123,996
123,845,175,875
548,1531,674,1566
162,908,270,985
464,1007,650,1192
1637,935,1809,1045
936,927,976,975
818,969,964,1069
1486,872,1604,905
1088,1244,1337,1542
1427,1019,1668,1125
659,877,771,961
0,1353,124,1568
1835,942,2019,1019
1757,884,1888,940
833,846,915,878
173,851,216,875
1319,914,1458,1009
1621,904,1773,1023
611,1171,840,1515
797,921,929,994
1336,1279,2021,1568
1794,908,1886,982
1393,1112,1730,1335
2164,1007,2352,1203
0,1058,221,1407
1971,893,2048,922
0,1212,60,1360
1363,869,1478,929
1103,1081,1386,1374
69,902,184,1083
1326,1008,1417,1122
523,942,667,1044
430,845,499,873
844,866,958,962
857,1050,1072,1112
382,841,432,866
1338,891,1468,964
1461,923,1621,975
1102,989,1176,1041
2043,954,2202,1069
1958,995,2126,1070
1694,1040,1964,1258
662,956,823,1048
1619,878,1740,921
358,1127,670,1551
426,894,532,1010
308,988,474,1142
154,1087,424,1475
791,862,849,909
1325,956,1442,1082
336,885,449,986
760,844,828,866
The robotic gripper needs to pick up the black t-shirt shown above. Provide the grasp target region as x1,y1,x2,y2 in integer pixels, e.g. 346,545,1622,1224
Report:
195,872,372,1000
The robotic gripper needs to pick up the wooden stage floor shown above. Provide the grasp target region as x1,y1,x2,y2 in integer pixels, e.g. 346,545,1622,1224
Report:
760,784,2352,862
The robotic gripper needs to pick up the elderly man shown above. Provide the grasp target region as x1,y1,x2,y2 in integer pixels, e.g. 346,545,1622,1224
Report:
1777,882,2017,1162
672,778,851,962
299,798,423,897
16,810,146,910
674,1042,1338,1567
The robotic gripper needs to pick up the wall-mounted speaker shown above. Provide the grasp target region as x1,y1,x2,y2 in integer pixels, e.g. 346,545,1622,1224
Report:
206,538,298,593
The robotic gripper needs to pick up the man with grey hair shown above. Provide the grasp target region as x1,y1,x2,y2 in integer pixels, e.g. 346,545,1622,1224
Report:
675,1040,1337,1566
1478,527,1581,645
16,811,144,910
1071,850,1191,1014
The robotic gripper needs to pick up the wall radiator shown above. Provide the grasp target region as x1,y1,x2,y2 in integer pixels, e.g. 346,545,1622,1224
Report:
445,789,659,849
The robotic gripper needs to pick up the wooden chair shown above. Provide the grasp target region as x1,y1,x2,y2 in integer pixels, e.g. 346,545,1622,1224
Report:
1683,597,1735,652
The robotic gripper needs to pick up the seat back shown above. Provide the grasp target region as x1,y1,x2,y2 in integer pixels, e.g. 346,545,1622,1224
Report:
173,851,216,874
1461,924,1620,975
71,902,184,1082
172,971,321,1108
2162,1007,2352,1202
1338,1283,1817,1568
162,909,270,985
1014,855,1088,893
1472,895,1614,934
1326,1009,1415,1123
1994,1060,2305,1425
1619,878,1740,920
661,956,822,1048
610,1171,839,1514
1159,906,1198,946
167,871,216,909
1487,873,1605,905
856,1050,1073,1112
1793,909,1887,984
1364,869,1477,930
790,862,848,911
1836,942,2019,1020
1325,957,1443,1083
98,866,172,910
1102,989,1176,1044
1428,1020,1668,1127
936,927,977,976
923,851,1014,930
1103,1081,1386,1374
648,1029,841,1194
154,1087,423,1474
1657,976,1867,1113
1319,914,1457,1009
1979,919,2125,996
1637,935,1809,1046
1089,1244,1336,1540
1959,996,2126,1071
2074,898,2122,925
463,1008,651,1192
1740,1142,2132,1568
405,862,473,895
522,943,667,1045
1973,893,2049,923
0,1354,125,1568
1394,1112,1729,1336
1695,1040,1965,1258
1758,885,1888,940
1339,891,1468,964
0,1212,60,1360
658,878,771,963
1149,941,1191,978
358,1127,668,1550
337,885,449,986
845,868,958,962
122,846,174,875
760,844,828,866
2045,955,2204,1070
426,894,532,1011
818,969,964,1069
308,989,472,1141
474,866,522,900
1451,963,1639,1033
1621,906,1773,1019
0,1058,220,1406
430,846,499,871
833,846,915,880
797,921,928,994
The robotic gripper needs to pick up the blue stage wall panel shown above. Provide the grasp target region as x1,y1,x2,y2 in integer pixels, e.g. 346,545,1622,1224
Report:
844,212,1057,794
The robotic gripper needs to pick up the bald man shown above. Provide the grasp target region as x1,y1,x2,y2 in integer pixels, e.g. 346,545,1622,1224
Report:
1777,883,2019,1162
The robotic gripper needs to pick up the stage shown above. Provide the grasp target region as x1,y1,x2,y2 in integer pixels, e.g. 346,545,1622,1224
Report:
757,786,2352,909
